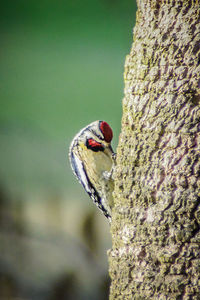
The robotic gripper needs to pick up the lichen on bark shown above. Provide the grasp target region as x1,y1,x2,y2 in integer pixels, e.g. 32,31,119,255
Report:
109,1,200,299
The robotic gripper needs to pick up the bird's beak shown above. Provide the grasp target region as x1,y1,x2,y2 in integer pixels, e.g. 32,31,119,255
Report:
109,144,114,154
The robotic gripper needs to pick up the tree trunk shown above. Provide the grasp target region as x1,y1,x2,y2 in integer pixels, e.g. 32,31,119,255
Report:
109,1,200,299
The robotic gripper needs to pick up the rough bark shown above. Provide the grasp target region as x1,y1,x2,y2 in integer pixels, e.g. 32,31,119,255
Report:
109,1,200,299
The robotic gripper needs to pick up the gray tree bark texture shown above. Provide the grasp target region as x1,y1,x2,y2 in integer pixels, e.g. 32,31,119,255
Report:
109,1,200,299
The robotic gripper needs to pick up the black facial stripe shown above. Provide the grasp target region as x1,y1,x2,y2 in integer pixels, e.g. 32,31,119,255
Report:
79,126,103,141
91,129,103,141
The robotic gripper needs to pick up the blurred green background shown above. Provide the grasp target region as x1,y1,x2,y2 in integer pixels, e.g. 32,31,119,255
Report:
0,0,136,299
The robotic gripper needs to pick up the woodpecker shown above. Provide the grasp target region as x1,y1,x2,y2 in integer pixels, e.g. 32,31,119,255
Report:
69,121,115,222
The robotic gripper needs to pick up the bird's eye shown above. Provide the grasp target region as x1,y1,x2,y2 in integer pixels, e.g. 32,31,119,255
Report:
99,121,113,143
86,139,104,152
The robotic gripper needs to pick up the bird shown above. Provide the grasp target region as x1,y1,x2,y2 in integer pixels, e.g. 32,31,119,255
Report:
69,120,115,222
